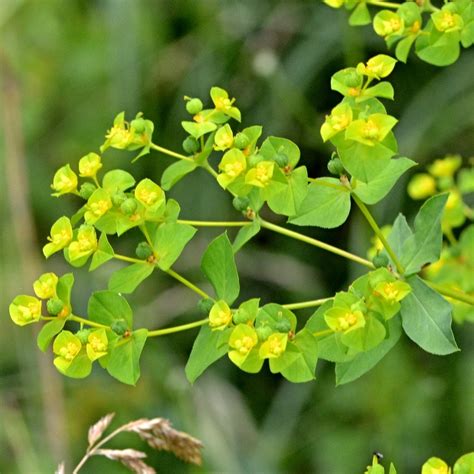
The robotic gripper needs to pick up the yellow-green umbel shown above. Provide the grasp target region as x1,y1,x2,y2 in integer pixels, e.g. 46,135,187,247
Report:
9,295,42,326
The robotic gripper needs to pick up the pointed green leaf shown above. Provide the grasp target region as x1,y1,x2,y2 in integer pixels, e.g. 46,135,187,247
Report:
185,325,231,383
108,263,154,294
400,276,459,355
161,160,197,191
90,233,114,271
57,273,74,308
335,316,402,385
106,329,148,385
232,220,261,253
201,233,240,304
349,2,371,25
401,193,448,275
416,23,461,66
102,170,136,193
259,136,301,168
352,157,416,205
152,222,196,271
37,319,66,352
289,178,351,228
88,290,133,327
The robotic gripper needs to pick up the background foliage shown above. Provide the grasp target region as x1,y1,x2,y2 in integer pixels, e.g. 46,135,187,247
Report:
0,0,473,472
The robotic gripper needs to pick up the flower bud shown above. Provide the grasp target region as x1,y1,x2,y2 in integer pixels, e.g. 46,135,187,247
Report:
186,98,203,115
78,153,102,177
275,319,291,333
33,272,59,299
111,320,129,335
131,117,146,133
407,173,437,200
197,298,214,315
47,298,65,316
135,242,153,259
111,191,127,207
234,133,250,150
256,325,273,341
75,329,91,345
232,196,250,212
121,198,138,215
182,136,200,154
79,182,97,200
327,157,344,176
372,253,389,268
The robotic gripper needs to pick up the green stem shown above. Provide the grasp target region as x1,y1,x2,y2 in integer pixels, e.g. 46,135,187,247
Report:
282,298,332,311
148,318,209,337
352,194,404,275
166,268,212,300
140,225,155,251
114,253,145,264
177,219,250,227
260,219,374,269
426,281,474,306
150,143,194,163
445,228,458,246
69,314,108,329
367,0,400,8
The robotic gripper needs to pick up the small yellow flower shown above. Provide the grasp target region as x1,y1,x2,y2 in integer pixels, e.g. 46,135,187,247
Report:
84,189,113,224
51,164,78,196
86,328,108,361
43,217,73,258
53,331,82,371
209,300,233,330
245,161,274,188
78,153,102,177
33,272,59,299
9,295,42,326
428,155,462,178
68,225,98,262
407,174,437,200
259,333,288,359
134,179,165,208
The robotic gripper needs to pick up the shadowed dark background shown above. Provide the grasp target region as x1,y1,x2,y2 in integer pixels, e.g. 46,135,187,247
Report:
1,1,473,472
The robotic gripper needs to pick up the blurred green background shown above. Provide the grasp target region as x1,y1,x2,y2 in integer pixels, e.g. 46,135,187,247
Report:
1,0,473,472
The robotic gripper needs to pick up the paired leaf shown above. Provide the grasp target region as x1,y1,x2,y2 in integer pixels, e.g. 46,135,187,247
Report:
161,160,197,191
232,220,261,253
108,263,154,294
201,233,240,304
88,291,133,327
90,233,114,271
37,319,66,352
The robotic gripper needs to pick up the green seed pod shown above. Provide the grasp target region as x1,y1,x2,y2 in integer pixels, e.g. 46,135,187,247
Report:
79,182,97,200
232,196,250,212
197,298,214,315
327,157,344,176
136,241,153,260
247,153,264,168
274,152,289,168
75,329,91,345
46,298,64,316
233,311,250,325
275,319,291,333
256,325,273,341
234,132,250,150
120,198,138,216
344,69,362,88
131,117,146,133
111,319,128,335
182,136,200,155
111,191,127,207
186,98,203,115
373,253,389,268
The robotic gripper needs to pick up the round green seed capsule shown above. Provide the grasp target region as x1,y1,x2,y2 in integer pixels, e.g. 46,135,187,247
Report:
47,298,64,316
197,298,214,315
131,117,146,133
234,133,250,149
275,319,291,333
136,242,153,260
232,196,250,212
372,253,389,268
111,191,127,207
182,136,200,155
256,325,273,341
274,152,289,168
111,320,128,336
247,153,264,168
75,329,91,344
186,98,203,115
120,198,138,215
327,157,344,176
233,311,250,325
79,182,97,200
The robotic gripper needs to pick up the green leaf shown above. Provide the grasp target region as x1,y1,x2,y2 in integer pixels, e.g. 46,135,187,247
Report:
387,214,413,259
416,23,461,66
152,222,196,271
232,220,261,253
401,193,448,275
108,263,154,294
201,232,240,304
37,319,66,352
259,136,301,168
56,273,74,308
106,329,148,385
185,325,231,383
88,291,133,328
335,316,402,385
280,329,319,383
102,170,136,193
89,233,114,271
395,35,417,63
363,81,395,100
181,121,217,139
352,157,416,205
454,452,474,474
341,315,387,352
289,178,351,228
267,166,308,217
400,276,458,355
161,160,197,191
349,2,371,26
59,352,92,379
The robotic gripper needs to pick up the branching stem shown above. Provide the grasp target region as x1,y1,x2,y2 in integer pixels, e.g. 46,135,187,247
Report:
282,298,332,311
150,143,194,162
148,318,209,337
